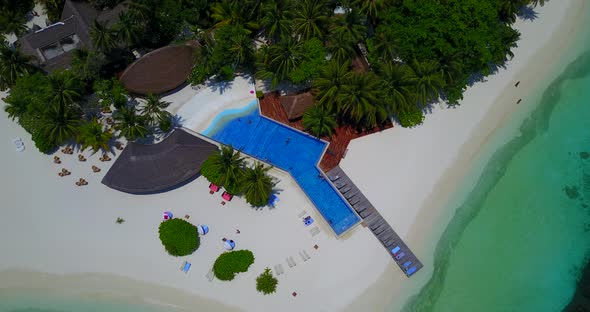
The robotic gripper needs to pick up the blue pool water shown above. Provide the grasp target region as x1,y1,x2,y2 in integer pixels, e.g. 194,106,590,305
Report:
209,105,360,235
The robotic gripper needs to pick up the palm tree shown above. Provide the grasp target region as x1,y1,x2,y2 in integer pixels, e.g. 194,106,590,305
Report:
293,0,329,40
331,9,367,44
260,0,294,43
497,0,525,24
47,71,82,111
70,48,105,83
241,162,275,207
113,106,151,141
352,0,384,26
210,0,259,31
380,62,416,115
4,96,28,120
90,20,116,52
0,42,35,90
256,35,304,87
313,60,352,111
408,59,445,107
327,31,356,65
77,118,113,153
139,93,171,126
200,145,245,194
337,72,387,128
39,103,81,145
115,11,142,48
368,29,400,63
302,104,338,138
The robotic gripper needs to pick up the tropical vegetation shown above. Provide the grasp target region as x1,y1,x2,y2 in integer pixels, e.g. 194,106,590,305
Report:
213,250,255,281
158,218,200,256
256,267,278,295
0,0,34,35
201,147,277,207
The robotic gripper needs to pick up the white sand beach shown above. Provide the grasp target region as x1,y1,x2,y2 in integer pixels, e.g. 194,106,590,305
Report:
0,1,586,311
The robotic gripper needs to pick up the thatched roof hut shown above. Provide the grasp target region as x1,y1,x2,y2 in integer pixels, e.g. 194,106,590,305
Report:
102,129,218,194
279,92,315,121
119,44,196,95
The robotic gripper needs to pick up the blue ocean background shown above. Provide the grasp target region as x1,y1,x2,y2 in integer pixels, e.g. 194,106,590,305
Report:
400,10,590,312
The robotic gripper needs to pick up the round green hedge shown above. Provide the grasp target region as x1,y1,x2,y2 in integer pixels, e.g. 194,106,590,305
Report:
158,219,199,256
256,267,278,295
213,250,255,281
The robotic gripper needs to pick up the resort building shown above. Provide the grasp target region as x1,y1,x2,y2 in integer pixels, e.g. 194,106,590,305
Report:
17,0,127,72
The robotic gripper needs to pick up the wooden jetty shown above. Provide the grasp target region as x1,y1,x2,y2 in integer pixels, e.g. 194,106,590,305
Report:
326,166,423,277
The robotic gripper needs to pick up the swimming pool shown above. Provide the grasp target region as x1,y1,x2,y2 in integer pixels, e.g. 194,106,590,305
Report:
207,103,360,235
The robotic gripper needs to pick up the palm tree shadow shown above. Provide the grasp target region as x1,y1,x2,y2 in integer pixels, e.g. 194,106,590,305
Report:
206,78,234,95
518,6,539,21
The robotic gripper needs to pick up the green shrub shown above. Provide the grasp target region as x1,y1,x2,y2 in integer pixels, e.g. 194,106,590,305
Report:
255,90,264,98
398,107,425,128
256,268,278,295
158,115,173,133
158,219,199,256
31,132,56,153
213,250,255,281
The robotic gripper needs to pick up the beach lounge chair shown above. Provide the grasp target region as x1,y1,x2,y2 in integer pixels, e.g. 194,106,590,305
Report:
299,251,308,262
395,251,406,261
339,186,352,194
181,261,191,273
406,266,417,276
297,210,307,218
206,269,214,281
403,261,412,270
209,183,220,194
222,191,233,201
391,246,401,256
13,138,25,152
329,175,340,182
310,226,320,236
303,250,310,259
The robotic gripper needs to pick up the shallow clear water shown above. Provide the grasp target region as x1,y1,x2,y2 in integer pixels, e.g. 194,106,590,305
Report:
401,29,590,312
210,108,360,235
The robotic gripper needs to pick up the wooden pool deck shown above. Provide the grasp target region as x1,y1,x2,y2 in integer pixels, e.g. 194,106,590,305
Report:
258,92,393,171
326,166,423,277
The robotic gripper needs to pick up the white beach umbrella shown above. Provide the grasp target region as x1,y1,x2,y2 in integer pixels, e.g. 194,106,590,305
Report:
223,240,235,250
197,224,209,235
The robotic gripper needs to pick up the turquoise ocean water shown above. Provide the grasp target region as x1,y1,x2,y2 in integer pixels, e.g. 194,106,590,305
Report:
400,11,590,312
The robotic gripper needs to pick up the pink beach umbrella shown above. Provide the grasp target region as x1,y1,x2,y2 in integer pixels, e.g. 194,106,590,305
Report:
162,211,173,220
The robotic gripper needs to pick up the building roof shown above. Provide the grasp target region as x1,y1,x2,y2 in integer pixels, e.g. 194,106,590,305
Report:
118,44,197,95
17,0,127,72
279,92,315,120
101,129,218,194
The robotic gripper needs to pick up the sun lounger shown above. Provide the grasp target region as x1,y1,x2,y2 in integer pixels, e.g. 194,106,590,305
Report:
395,251,406,261
289,256,296,266
206,269,214,281
287,257,293,268
345,192,357,200
303,250,310,259
209,183,220,193
299,251,308,262
329,175,340,181
297,210,307,218
310,226,320,236
222,191,233,201
349,197,361,205
278,263,284,274
339,186,352,194
391,246,401,255
335,181,346,188
406,266,417,276
359,209,372,218
403,261,412,270
274,265,282,275
181,261,191,273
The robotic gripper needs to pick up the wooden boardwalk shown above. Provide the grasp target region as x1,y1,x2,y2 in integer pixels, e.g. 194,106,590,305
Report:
326,166,423,277
259,92,393,171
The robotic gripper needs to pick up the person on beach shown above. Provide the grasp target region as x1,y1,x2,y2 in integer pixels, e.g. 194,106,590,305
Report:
236,229,240,234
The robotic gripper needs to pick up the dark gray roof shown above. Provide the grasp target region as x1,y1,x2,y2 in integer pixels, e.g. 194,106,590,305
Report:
17,0,127,72
102,129,219,194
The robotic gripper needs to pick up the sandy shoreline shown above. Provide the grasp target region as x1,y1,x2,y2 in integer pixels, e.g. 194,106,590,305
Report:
341,0,588,310
0,1,587,311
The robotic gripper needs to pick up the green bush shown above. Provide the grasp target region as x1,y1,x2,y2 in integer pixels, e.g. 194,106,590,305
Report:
398,107,425,128
213,250,255,281
32,132,56,153
256,268,278,295
255,90,264,98
158,219,199,256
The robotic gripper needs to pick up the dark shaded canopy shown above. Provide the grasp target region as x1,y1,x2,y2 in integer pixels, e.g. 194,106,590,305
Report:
280,92,315,121
119,44,196,95
102,129,218,194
